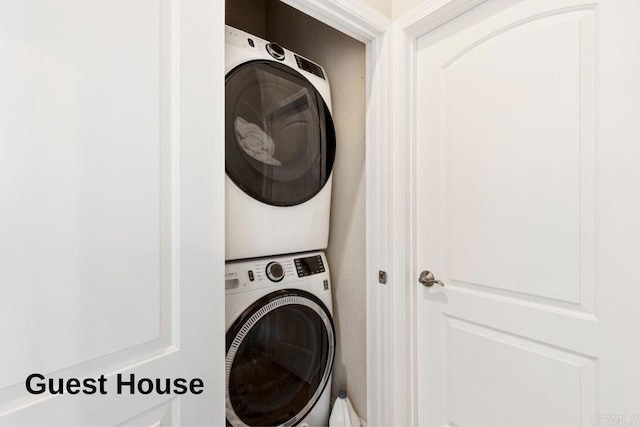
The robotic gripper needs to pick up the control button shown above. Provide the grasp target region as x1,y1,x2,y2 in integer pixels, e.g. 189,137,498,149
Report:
248,270,254,281
247,38,254,47
266,42,285,60
265,262,285,282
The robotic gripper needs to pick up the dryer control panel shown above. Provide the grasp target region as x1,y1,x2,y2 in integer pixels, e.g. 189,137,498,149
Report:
294,54,325,80
226,25,328,82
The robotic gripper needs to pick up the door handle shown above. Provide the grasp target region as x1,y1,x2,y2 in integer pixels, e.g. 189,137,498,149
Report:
418,271,445,287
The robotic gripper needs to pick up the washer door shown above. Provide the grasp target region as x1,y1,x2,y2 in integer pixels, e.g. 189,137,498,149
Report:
226,290,335,426
226,60,336,207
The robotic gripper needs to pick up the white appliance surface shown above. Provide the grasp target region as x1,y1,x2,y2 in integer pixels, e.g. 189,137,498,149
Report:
225,25,334,261
225,251,334,427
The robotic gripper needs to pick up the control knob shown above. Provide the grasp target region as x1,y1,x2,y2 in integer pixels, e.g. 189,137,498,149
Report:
266,262,285,282
266,42,285,60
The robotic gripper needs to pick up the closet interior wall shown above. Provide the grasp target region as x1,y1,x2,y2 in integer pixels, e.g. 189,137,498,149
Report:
225,0,368,418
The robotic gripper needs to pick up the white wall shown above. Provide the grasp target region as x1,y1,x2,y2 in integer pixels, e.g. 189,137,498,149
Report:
392,0,425,18
225,0,267,37
264,2,367,418
362,0,392,17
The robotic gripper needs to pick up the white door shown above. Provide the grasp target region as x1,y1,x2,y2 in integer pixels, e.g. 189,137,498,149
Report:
415,0,640,425
0,1,225,425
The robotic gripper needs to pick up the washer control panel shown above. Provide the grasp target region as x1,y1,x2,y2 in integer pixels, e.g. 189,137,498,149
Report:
294,255,325,277
225,251,329,295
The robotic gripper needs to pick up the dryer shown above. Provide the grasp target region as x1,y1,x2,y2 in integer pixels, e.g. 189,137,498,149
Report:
225,26,336,261
225,252,335,426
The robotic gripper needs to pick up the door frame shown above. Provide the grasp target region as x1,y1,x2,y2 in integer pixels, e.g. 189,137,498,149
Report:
220,1,392,425
390,1,491,425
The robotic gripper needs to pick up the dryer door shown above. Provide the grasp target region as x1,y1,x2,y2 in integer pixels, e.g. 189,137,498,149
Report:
226,289,335,427
225,60,336,207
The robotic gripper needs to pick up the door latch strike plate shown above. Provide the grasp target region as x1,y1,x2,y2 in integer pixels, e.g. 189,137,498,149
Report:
378,270,387,284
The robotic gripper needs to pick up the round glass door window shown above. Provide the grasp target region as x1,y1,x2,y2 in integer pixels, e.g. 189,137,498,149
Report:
226,60,336,206
225,290,335,426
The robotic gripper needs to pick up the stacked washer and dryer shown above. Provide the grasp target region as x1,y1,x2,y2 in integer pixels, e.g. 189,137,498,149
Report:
224,26,337,426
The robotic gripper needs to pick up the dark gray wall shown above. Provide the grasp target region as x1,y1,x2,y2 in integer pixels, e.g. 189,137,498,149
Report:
225,0,266,38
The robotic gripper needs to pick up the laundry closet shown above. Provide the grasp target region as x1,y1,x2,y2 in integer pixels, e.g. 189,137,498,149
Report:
225,0,367,424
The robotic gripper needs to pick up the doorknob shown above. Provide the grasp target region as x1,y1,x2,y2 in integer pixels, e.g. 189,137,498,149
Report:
418,271,445,287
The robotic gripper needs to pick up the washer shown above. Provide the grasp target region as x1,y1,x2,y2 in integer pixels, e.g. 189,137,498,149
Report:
225,26,336,261
225,251,335,426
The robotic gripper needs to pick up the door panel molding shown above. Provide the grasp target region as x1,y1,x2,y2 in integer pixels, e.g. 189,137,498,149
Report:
436,5,598,316
0,0,179,401
440,5,596,68
443,315,597,426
